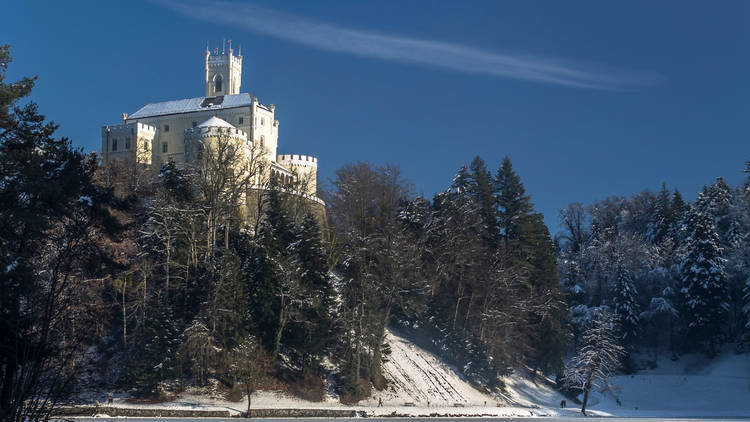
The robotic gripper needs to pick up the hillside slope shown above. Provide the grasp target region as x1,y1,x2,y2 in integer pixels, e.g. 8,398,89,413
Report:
355,330,572,417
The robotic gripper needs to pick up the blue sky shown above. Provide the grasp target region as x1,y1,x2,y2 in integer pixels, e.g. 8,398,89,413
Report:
4,0,749,231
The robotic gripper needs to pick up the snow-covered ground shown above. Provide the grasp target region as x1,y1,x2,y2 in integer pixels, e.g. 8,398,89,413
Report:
90,329,574,417
359,330,574,417
88,332,750,418
580,348,750,417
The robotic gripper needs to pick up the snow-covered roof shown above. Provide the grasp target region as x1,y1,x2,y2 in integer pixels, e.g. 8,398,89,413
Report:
128,93,255,119
197,116,235,129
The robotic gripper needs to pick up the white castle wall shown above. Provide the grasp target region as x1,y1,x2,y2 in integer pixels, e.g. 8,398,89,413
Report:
277,154,318,196
101,121,156,165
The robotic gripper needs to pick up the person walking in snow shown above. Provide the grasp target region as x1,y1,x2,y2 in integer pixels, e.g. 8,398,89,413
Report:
378,397,382,407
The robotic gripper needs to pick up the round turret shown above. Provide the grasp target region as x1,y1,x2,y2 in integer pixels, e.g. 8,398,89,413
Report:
184,116,250,163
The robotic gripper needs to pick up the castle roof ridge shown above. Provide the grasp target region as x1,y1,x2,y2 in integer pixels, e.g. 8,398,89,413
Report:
128,93,259,119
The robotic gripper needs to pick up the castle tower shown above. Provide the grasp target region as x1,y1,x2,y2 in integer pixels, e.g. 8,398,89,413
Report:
205,45,242,96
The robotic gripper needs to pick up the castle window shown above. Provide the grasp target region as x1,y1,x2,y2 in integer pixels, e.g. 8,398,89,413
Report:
162,142,168,153
164,124,170,132
192,121,197,128
215,74,223,92
238,117,244,125
260,135,265,149
261,117,265,126
112,138,118,151
125,137,131,150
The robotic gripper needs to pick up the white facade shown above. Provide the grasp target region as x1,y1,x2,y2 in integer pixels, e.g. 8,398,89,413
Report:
101,46,319,199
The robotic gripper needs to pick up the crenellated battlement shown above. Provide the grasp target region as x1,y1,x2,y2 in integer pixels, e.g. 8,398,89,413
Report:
207,52,242,68
104,122,157,133
185,125,247,141
277,154,318,167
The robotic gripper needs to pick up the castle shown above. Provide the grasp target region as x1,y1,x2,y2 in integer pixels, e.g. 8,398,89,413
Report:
100,44,322,206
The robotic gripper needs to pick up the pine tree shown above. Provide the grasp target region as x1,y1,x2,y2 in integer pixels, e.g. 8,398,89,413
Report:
451,164,473,195
469,156,499,242
706,177,735,246
131,293,181,397
494,156,533,242
679,206,729,355
670,188,687,243
246,180,299,358
289,211,334,371
648,182,673,244
1,44,121,421
612,263,640,352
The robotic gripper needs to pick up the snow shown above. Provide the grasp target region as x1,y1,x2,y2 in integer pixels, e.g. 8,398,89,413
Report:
128,93,255,119
196,116,235,129
579,347,750,417
85,329,576,417
75,331,750,418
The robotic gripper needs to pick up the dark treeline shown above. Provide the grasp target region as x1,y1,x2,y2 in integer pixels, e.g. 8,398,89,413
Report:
557,172,750,369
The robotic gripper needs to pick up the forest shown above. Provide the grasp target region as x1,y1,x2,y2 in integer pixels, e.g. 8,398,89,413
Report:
2,44,750,422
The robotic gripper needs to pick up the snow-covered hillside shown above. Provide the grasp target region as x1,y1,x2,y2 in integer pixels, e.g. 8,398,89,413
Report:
582,349,750,417
356,330,573,417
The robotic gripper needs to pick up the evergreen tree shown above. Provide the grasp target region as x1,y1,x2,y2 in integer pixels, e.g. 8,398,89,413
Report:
670,188,687,242
493,156,532,242
706,177,735,246
246,179,296,354
131,294,181,396
612,263,640,354
451,164,473,194
1,44,121,421
469,156,499,242
679,206,729,355
648,182,673,243
289,211,335,371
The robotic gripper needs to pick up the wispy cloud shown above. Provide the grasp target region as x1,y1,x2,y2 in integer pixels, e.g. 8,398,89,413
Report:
157,0,659,90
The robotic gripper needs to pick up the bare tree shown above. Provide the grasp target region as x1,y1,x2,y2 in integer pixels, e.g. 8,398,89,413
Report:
229,335,272,417
562,309,624,415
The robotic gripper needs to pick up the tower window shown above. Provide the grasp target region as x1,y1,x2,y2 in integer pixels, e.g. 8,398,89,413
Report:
112,138,118,151
215,74,223,92
238,117,244,124
125,137,131,150
164,124,170,132
261,117,265,126
260,135,265,149
192,121,197,128
162,142,168,153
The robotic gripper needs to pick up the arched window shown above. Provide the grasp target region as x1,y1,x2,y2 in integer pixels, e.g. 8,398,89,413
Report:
215,74,223,92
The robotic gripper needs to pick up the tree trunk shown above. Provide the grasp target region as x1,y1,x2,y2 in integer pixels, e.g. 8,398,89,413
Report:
371,294,393,379
246,385,252,416
581,386,589,415
121,280,127,347
581,371,593,415
272,302,286,359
